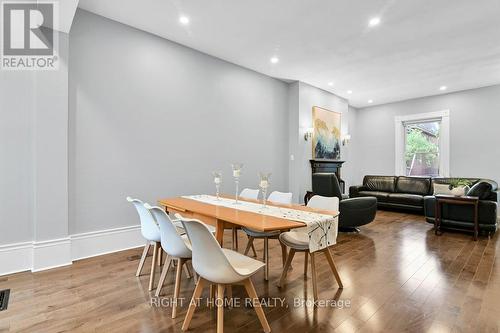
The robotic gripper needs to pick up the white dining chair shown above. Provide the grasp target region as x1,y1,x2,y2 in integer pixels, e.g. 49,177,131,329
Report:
231,188,260,254
267,191,293,204
240,188,260,200
179,217,271,333
242,191,293,280
277,195,343,301
127,197,162,291
145,204,196,318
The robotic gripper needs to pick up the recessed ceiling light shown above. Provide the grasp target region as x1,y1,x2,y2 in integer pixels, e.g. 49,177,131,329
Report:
270,56,279,64
179,16,190,25
347,90,353,94
328,82,334,86
439,86,447,91
368,99,373,103
369,17,381,27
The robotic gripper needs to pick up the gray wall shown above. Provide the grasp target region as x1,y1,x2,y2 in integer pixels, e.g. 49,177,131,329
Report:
0,71,34,244
69,10,290,234
352,85,500,185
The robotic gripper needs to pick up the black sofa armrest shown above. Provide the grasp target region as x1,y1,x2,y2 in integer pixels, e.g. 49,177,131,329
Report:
489,190,499,202
349,185,367,198
424,196,436,217
339,197,377,227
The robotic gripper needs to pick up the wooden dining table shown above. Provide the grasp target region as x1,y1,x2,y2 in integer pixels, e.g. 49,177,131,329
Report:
157,195,339,246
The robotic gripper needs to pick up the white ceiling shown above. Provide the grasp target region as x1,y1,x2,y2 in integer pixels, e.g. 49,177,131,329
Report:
77,0,500,108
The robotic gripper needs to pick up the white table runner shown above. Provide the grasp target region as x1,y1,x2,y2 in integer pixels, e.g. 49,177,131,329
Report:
182,195,338,252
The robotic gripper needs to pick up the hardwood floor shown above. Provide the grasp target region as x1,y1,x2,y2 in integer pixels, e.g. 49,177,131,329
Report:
1,210,499,332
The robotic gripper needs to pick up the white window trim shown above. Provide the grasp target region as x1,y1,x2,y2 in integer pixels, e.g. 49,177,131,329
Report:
394,110,450,177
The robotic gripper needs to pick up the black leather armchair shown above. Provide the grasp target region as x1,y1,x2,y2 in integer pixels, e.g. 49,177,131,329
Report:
308,173,378,232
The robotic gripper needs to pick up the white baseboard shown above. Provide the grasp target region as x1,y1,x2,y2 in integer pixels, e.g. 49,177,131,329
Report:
0,242,33,276
71,225,143,261
0,225,143,276
32,238,72,272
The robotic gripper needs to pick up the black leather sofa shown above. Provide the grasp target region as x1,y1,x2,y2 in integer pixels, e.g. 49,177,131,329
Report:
350,175,499,234
350,175,431,211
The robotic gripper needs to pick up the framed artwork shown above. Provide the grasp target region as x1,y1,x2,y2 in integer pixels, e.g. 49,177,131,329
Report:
312,106,341,159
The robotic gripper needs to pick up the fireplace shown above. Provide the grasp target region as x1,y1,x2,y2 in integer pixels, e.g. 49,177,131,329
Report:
309,159,345,193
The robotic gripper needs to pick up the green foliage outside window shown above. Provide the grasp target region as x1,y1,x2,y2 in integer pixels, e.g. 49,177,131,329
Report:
405,128,439,167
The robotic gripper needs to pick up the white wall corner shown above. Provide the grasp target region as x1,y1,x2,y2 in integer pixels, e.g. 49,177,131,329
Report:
32,238,72,272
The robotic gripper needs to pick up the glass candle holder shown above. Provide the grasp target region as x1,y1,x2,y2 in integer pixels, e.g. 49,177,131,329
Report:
231,163,243,204
213,171,222,200
259,172,271,208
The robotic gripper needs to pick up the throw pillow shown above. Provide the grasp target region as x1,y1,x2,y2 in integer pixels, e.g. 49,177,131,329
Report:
467,181,493,199
433,183,453,195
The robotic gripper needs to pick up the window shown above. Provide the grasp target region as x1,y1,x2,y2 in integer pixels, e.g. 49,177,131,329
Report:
404,120,440,176
395,110,449,177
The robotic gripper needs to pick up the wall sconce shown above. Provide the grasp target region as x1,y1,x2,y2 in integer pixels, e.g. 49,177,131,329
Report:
342,134,351,146
304,128,313,141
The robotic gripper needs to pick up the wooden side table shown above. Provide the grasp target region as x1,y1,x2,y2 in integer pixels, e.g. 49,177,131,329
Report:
434,195,479,240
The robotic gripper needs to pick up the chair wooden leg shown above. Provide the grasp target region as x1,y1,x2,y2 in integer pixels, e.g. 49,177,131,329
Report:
264,237,269,281
217,284,225,333
158,247,163,266
226,285,233,308
209,284,215,309
280,243,287,267
323,248,343,288
148,242,159,291
243,279,271,333
244,236,255,256
155,255,172,297
189,261,198,282
304,252,308,276
277,248,295,288
136,242,150,277
184,264,192,279
232,228,239,251
172,258,184,318
182,277,206,331
251,243,257,257
310,252,318,301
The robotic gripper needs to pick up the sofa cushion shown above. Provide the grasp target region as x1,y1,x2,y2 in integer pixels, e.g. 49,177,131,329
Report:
387,193,424,207
467,181,493,200
396,176,431,195
433,183,454,195
363,176,396,193
358,191,389,202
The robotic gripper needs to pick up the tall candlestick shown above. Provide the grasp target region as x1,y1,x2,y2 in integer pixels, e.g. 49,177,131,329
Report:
259,172,271,208
231,163,243,204
212,171,222,200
